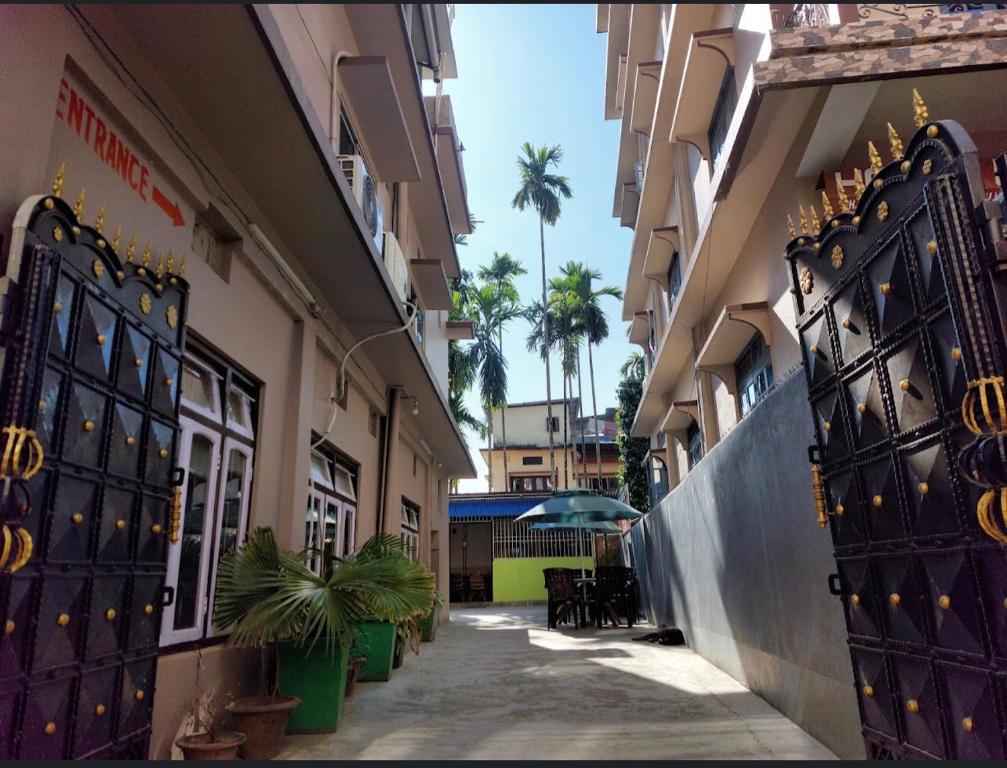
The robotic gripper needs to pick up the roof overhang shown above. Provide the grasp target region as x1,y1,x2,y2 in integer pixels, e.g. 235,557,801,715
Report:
338,56,420,182
670,28,736,157
619,183,639,228
93,5,475,478
630,326,693,438
696,302,772,391
596,4,609,34
642,226,681,291
411,259,452,310
434,126,471,234
603,4,630,119
446,320,475,340
630,61,662,136
628,312,650,347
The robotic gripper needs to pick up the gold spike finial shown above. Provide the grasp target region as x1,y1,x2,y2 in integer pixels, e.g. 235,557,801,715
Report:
887,122,904,161
809,204,821,232
52,162,66,198
868,141,883,175
126,236,137,263
73,188,86,221
787,214,797,239
166,250,175,274
836,183,851,213
913,88,929,129
798,205,809,234
821,191,834,220
179,254,186,278
111,226,122,253
95,203,106,234
854,168,866,201
156,254,165,278
142,241,152,267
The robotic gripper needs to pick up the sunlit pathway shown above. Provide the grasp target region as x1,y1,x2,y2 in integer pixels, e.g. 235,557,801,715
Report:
277,607,835,760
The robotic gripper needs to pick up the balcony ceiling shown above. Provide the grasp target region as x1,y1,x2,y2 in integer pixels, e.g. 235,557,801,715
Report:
90,4,474,477
339,56,420,182
696,302,772,370
630,61,662,136
659,400,700,434
670,28,736,156
434,126,472,235
411,258,453,311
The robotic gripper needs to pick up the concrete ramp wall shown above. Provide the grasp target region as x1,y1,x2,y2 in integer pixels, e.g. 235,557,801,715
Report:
631,370,863,759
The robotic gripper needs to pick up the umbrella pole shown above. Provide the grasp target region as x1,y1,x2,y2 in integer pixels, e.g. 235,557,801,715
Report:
578,510,588,625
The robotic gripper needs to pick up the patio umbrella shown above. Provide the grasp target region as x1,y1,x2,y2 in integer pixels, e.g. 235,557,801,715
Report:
530,520,622,533
517,490,644,603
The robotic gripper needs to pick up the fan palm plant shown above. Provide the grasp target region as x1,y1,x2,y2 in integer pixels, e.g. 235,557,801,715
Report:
214,528,434,660
558,262,624,482
477,252,526,486
468,283,523,491
512,143,572,484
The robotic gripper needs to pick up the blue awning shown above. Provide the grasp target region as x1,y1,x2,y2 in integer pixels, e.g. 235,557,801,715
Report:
448,494,551,519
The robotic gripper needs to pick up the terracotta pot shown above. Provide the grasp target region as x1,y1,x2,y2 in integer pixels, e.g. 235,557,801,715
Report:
225,695,301,760
345,657,366,697
175,731,247,761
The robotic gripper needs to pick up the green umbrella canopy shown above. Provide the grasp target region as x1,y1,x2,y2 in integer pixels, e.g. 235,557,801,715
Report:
530,520,622,533
515,489,644,525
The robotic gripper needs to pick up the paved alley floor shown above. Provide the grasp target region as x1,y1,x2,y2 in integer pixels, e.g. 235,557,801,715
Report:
277,606,836,760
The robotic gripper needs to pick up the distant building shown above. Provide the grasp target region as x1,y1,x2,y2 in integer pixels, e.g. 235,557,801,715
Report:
478,398,621,494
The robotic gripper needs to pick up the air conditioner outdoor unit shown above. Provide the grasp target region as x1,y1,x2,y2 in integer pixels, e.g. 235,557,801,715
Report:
337,154,384,254
382,231,409,304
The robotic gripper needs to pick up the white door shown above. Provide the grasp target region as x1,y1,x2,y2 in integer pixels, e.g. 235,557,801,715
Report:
160,416,221,646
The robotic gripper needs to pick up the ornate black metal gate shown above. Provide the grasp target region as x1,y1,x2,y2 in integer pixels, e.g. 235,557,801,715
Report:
0,178,187,759
787,106,1007,759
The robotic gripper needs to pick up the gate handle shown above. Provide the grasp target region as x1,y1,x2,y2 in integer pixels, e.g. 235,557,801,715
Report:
828,574,842,596
162,585,175,608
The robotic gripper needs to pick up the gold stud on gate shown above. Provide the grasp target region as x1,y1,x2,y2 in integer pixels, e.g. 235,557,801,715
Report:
890,592,901,606
863,685,874,698
873,495,883,508
95,704,106,717
906,699,919,714
962,717,974,732
938,595,951,609
57,613,70,626
850,593,860,605
918,482,929,495
44,722,56,736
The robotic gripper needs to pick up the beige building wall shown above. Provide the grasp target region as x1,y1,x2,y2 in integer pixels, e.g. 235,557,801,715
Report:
0,4,469,759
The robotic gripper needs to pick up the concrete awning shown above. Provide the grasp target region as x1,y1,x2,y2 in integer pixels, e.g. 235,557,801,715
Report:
642,226,681,291
411,259,453,311
446,320,475,340
630,61,662,136
630,326,693,438
697,302,772,369
620,183,640,228
338,56,420,182
628,312,650,347
659,400,700,433
670,28,735,156
434,126,471,235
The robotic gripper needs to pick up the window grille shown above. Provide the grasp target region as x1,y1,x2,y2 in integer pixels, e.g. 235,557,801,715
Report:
707,68,737,170
735,333,774,417
491,518,595,559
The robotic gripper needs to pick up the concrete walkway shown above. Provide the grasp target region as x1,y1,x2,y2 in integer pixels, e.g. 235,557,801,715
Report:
278,606,836,760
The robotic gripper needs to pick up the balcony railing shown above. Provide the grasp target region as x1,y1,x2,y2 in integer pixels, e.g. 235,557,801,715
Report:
857,3,1007,21
771,3,833,29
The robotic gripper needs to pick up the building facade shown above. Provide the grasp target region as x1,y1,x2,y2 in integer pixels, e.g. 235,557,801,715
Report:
0,4,474,759
600,2,1007,759
478,398,621,494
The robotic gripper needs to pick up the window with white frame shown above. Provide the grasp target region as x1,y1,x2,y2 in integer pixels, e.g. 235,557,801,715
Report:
400,498,420,562
161,346,258,647
305,446,357,575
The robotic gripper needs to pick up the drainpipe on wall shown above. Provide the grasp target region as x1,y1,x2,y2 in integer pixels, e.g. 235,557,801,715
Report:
379,386,403,535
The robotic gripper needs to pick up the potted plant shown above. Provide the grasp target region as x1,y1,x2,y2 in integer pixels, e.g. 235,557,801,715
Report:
174,657,247,761
214,528,433,739
345,634,369,697
420,591,444,643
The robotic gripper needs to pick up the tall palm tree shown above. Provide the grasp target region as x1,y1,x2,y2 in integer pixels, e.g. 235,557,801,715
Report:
448,270,482,438
548,290,582,490
619,351,646,383
477,252,526,490
512,143,572,487
468,284,523,492
560,262,624,483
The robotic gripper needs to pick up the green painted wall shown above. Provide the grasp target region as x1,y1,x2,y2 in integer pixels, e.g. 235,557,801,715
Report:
492,557,594,602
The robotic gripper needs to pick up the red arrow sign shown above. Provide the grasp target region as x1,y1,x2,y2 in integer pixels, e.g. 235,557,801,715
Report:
152,185,185,227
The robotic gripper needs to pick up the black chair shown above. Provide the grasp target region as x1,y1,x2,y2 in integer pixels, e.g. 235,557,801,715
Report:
595,565,636,628
468,572,489,602
543,568,586,629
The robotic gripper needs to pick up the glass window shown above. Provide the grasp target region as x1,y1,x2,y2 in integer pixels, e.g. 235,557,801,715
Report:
162,347,258,648
735,334,774,417
306,446,359,573
226,385,254,439
687,421,704,470
707,68,738,170
310,451,334,490
667,253,682,310
401,499,420,562
181,358,221,421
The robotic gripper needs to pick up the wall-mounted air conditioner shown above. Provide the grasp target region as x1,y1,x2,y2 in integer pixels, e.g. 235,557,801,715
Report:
337,154,384,255
382,231,409,304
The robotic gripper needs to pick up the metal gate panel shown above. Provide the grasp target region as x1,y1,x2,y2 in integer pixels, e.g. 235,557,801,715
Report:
0,189,188,759
786,114,1007,758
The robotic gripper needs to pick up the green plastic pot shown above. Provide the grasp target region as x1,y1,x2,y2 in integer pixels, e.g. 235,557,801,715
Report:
354,620,396,682
420,604,440,642
278,639,349,733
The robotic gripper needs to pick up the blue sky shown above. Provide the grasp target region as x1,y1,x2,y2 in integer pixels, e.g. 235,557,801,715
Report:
436,4,634,490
